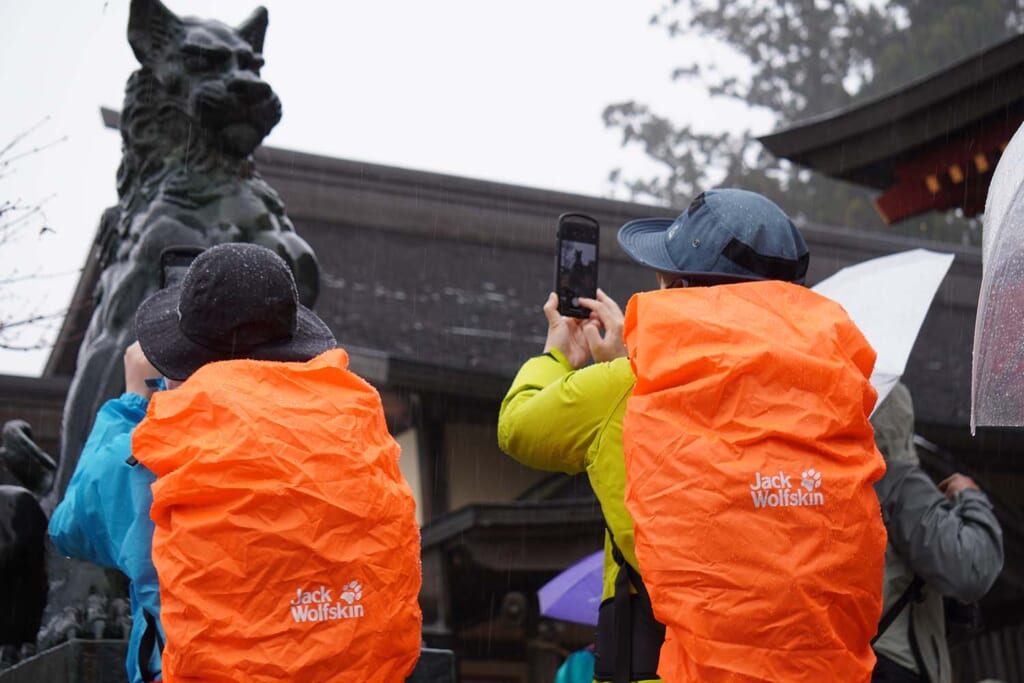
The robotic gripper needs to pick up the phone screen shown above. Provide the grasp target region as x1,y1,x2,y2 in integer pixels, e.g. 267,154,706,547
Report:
555,214,599,318
159,246,205,289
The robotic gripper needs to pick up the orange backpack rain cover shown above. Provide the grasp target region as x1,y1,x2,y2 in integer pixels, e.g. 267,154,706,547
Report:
132,349,422,683
623,282,886,683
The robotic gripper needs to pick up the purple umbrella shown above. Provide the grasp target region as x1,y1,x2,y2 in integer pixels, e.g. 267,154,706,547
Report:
538,550,604,626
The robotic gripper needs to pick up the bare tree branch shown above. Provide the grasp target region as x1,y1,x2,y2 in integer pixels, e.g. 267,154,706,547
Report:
1,120,68,354
0,117,52,159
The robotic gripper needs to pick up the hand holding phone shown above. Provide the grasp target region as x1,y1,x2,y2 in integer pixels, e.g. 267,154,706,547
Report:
541,292,592,369
555,213,600,318
580,289,627,363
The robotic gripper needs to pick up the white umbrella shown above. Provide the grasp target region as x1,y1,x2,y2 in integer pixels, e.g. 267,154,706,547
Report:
812,249,955,413
972,120,1024,432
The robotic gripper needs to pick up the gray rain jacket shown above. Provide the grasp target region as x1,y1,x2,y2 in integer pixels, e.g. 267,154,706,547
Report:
871,383,1004,683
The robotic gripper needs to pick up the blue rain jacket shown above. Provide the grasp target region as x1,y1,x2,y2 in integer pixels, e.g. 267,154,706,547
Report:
49,393,164,683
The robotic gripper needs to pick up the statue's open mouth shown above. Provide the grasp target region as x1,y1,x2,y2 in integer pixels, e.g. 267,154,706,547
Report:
195,87,282,156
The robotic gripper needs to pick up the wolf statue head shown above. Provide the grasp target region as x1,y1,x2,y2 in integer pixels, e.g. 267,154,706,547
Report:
119,0,282,200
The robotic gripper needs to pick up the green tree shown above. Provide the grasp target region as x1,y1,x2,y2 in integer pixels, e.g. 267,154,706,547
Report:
605,0,1023,243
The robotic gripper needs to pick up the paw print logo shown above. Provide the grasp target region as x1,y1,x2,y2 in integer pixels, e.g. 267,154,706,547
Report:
340,581,362,604
801,469,822,492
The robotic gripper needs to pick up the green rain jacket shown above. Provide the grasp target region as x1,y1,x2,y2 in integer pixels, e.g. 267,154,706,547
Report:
498,350,658,683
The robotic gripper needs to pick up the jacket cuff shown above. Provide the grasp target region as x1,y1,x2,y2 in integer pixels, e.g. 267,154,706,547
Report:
539,348,573,370
118,392,151,414
955,488,993,507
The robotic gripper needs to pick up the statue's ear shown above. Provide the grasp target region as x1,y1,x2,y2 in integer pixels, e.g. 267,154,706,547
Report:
127,0,184,66
237,7,269,54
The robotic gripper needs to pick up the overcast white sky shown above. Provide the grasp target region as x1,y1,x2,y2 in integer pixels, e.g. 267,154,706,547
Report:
0,0,771,376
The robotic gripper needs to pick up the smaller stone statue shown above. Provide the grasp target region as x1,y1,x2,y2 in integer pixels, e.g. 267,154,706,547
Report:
85,592,108,640
36,606,83,651
0,421,54,669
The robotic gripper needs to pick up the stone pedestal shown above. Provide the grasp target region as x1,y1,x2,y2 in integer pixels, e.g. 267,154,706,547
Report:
0,640,455,682
0,640,125,683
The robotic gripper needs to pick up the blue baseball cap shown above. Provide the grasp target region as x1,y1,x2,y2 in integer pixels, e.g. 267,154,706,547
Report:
617,189,809,284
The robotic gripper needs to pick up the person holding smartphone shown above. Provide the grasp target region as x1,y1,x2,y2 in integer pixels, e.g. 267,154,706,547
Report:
498,188,887,683
50,243,422,683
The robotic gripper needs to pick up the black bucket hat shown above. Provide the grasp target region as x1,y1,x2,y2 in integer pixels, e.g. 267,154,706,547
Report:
135,243,336,380
617,188,809,284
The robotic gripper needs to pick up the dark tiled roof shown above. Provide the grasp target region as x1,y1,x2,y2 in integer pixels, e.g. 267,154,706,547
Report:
295,213,982,436
48,141,987,436
304,218,652,378
758,32,1024,189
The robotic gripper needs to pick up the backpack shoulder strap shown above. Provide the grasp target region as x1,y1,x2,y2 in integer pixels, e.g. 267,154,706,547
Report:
600,526,663,683
608,529,634,683
137,609,164,683
606,527,653,605
871,574,925,645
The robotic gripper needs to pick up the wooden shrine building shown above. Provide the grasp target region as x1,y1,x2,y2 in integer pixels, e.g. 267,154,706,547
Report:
759,32,1024,224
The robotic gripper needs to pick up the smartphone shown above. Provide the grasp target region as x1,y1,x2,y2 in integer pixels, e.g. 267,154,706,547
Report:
159,246,205,289
555,213,600,318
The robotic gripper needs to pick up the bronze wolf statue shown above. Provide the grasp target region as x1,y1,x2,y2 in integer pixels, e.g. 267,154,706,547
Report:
16,0,324,635
42,0,320,514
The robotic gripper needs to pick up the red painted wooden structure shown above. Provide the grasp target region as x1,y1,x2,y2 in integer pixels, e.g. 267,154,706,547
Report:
759,33,1024,224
